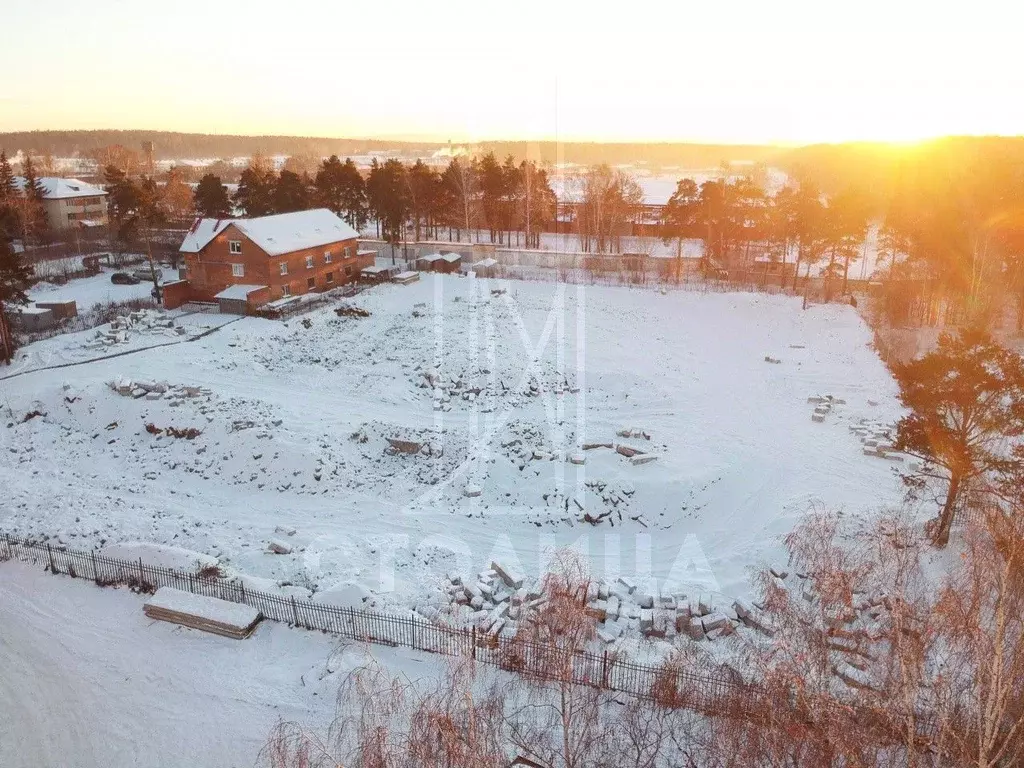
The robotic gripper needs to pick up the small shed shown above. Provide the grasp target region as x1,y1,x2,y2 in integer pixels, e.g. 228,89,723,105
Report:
393,270,420,285
7,306,56,332
34,300,78,320
361,265,392,283
468,257,498,278
416,253,443,272
214,284,267,315
437,252,463,274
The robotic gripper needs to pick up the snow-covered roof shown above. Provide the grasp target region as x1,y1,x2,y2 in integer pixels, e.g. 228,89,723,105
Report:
13,176,107,200
266,295,300,309
441,253,462,263
361,265,390,275
472,258,498,268
418,253,443,263
214,284,266,300
179,209,359,257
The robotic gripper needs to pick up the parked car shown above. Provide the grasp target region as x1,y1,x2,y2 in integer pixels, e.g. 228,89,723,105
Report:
111,272,141,285
132,267,161,283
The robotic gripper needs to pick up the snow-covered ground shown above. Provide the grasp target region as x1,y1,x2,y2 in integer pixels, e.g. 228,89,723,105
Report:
0,273,906,618
0,562,404,768
28,267,180,309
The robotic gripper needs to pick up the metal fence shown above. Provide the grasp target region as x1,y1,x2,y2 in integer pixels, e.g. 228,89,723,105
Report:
0,532,758,715
1,532,944,744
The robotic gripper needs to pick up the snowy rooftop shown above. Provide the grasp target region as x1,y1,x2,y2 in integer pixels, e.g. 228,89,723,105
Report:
361,265,390,275
441,253,462,263
179,209,359,257
472,258,498,268
214,284,266,300
13,176,107,200
418,253,443,262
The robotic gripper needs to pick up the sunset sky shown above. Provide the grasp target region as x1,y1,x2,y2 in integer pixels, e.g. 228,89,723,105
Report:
3,0,1022,145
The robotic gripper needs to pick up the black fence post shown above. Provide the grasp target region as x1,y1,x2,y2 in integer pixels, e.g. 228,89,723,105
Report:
291,596,300,627
472,626,477,660
91,549,99,584
47,543,56,573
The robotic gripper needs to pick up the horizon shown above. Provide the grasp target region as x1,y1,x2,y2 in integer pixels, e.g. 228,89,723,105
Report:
4,127,1023,154
4,0,1023,145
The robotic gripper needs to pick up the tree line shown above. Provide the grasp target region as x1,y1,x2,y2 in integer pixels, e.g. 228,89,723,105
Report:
193,151,560,252
0,150,35,364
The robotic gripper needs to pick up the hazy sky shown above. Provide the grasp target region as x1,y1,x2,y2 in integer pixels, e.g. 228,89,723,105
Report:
2,0,1022,144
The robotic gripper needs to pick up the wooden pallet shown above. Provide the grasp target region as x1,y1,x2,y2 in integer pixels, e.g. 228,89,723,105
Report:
144,587,262,639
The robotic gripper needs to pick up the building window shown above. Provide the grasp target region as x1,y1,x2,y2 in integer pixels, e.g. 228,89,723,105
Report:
305,255,314,269
281,284,291,297
324,251,332,263
67,213,76,222
345,246,353,258
326,272,334,283
279,261,288,276
232,263,244,277
307,277,316,290
345,265,353,276
229,240,242,254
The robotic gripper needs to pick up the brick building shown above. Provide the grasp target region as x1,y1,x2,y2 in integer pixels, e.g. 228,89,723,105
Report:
177,209,371,310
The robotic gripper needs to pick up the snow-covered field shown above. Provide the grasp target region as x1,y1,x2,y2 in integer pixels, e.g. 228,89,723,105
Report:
0,274,906,615
0,562,386,768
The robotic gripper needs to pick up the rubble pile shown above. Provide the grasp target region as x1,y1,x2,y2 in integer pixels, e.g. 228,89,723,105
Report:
87,310,184,348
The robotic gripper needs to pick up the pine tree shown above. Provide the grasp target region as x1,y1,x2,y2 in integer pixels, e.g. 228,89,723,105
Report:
314,156,367,229
338,158,368,230
894,329,1024,546
272,170,311,213
662,178,700,282
234,164,276,217
0,236,34,364
0,150,17,237
104,164,141,253
135,177,167,301
19,156,48,244
194,173,232,218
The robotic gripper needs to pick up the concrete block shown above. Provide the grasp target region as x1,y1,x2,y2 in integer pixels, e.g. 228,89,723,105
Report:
491,560,524,589
639,609,654,631
702,612,729,632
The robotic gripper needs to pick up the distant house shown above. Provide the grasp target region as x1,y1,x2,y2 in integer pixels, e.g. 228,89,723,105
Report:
177,209,372,309
13,177,108,233
416,252,444,271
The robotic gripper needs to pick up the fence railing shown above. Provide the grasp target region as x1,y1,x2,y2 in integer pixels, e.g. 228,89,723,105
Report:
0,532,938,742
0,532,754,713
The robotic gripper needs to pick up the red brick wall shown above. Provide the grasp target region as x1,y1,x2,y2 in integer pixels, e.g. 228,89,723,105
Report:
183,224,363,302
244,286,271,310
162,280,192,310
